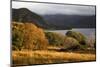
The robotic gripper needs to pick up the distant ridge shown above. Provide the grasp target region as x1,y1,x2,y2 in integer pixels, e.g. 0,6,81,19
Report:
12,8,96,30
12,8,50,29
43,14,96,29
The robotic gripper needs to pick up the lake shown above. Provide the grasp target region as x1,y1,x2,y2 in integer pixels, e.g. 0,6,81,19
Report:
45,28,96,40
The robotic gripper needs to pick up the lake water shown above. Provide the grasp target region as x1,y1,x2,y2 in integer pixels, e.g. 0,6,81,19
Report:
45,28,96,40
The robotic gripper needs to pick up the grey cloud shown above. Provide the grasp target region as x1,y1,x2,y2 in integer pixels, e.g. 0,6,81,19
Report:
12,1,95,15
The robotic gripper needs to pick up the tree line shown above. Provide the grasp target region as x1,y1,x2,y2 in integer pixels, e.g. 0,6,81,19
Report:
12,22,95,51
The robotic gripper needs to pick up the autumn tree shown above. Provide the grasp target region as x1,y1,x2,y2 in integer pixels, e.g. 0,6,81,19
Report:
66,31,87,45
23,23,48,50
12,22,48,50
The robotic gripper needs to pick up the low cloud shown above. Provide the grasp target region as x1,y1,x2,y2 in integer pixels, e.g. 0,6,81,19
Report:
12,1,95,15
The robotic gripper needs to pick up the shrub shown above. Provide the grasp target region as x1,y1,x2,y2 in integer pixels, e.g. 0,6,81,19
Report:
12,22,25,50
66,31,87,45
62,37,81,50
45,31,88,50
45,32,65,47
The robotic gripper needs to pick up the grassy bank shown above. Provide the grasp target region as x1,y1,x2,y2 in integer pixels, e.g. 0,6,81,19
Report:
12,50,96,66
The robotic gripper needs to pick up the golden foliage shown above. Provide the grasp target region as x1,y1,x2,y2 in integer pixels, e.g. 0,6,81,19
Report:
12,22,48,50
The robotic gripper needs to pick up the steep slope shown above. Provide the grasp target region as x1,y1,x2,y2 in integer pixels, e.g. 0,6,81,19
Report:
12,8,49,29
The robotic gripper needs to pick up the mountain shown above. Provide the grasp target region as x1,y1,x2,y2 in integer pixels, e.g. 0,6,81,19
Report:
42,14,96,29
12,8,96,30
12,8,50,29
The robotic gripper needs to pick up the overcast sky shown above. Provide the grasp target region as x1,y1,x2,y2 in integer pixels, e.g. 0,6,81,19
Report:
12,1,95,15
